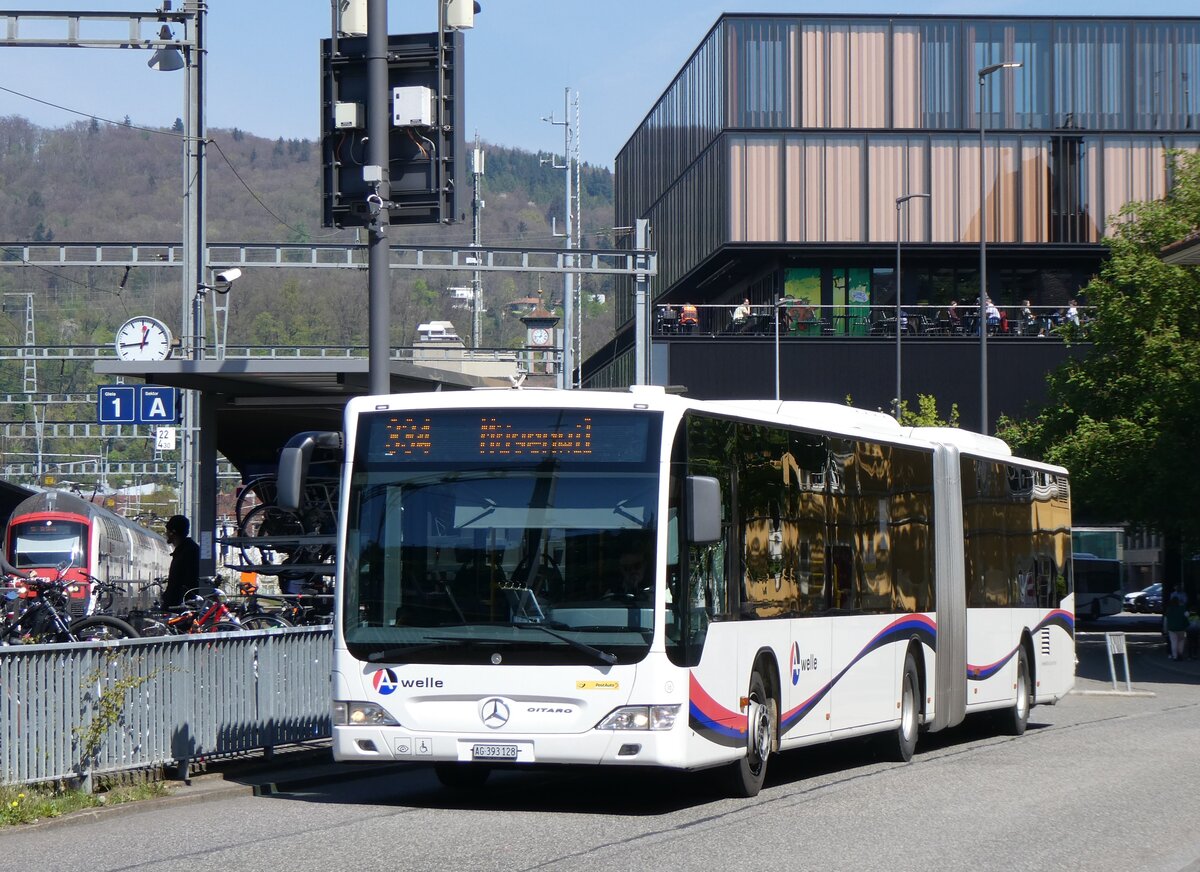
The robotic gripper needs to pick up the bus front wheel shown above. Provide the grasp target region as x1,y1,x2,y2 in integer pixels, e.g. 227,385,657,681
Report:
726,670,775,798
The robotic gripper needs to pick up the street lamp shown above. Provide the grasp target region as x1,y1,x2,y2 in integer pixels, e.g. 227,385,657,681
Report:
895,192,929,418
978,60,1021,434
774,296,783,401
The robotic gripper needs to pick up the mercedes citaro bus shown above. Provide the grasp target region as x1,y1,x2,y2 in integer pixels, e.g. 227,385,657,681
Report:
277,386,1074,796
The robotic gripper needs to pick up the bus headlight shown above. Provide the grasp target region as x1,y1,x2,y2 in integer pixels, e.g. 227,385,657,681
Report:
333,701,401,727
596,705,680,731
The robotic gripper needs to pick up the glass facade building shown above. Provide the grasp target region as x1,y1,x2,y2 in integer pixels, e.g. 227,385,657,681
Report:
591,14,1200,388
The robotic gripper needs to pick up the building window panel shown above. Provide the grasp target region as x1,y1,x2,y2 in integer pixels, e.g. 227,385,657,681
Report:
893,26,921,129
994,137,1021,243
785,139,806,241
729,137,746,242
961,138,984,245
1021,138,1050,243
804,139,826,241
825,137,864,241
907,137,930,243
745,138,782,241
732,19,790,128
829,25,850,128
850,24,888,128
802,24,827,128
920,22,958,129
1102,138,1132,236
868,138,905,241
930,137,961,242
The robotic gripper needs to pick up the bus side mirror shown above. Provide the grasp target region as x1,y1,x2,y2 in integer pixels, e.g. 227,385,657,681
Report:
277,446,305,512
686,475,721,545
277,430,342,512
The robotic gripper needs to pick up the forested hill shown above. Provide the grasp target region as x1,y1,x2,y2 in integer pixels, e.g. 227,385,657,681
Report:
0,115,617,357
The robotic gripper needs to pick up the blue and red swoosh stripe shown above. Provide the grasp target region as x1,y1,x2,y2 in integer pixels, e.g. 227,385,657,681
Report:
689,609,1073,745
967,609,1074,680
689,614,938,744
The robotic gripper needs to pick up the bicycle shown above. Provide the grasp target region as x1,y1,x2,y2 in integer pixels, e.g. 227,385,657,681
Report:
127,581,246,635
227,581,294,630
236,474,338,571
0,570,140,644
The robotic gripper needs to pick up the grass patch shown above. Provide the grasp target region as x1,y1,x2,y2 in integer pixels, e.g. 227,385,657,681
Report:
0,781,170,827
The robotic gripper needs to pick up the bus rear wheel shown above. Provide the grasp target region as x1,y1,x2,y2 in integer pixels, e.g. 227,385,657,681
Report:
884,652,919,763
726,670,774,798
1002,647,1032,736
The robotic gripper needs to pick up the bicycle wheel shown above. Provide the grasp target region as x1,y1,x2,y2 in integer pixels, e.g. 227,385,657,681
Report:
240,614,293,630
239,504,306,564
209,620,245,633
235,476,278,528
69,615,140,641
128,612,175,636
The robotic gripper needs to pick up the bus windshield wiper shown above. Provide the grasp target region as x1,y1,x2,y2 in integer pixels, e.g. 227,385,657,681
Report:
511,622,618,665
365,638,480,663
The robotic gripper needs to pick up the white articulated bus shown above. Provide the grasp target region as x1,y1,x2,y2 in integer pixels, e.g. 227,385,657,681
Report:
278,386,1075,796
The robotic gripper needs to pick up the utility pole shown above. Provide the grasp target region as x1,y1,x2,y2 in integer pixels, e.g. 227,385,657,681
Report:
2,293,36,392
180,0,207,568
366,0,391,397
573,93,583,388
543,88,575,389
634,219,651,385
471,133,485,348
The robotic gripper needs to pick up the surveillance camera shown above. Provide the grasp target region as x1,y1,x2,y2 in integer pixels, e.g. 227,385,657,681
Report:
214,268,242,285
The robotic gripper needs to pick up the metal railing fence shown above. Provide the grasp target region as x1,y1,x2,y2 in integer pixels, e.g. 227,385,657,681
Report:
0,627,332,788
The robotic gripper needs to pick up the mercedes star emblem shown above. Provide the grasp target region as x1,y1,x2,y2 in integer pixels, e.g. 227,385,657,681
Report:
480,697,510,729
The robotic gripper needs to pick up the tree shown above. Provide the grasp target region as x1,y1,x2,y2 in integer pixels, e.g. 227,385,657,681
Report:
897,395,959,428
998,150,1200,596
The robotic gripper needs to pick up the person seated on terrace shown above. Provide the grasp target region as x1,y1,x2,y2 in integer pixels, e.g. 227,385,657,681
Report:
985,298,1001,334
732,297,752,323
791,298,817,333
947,299,962,333
1021,299,1037,334
1066,299,1081,326
679,303,698,334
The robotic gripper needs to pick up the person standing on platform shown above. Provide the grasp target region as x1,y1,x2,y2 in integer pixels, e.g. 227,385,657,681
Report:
162,514,201,608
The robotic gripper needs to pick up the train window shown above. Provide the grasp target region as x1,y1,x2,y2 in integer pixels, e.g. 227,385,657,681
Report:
9,520,87,569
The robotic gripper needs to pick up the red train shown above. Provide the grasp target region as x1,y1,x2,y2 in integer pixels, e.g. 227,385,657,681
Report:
4,489,172,618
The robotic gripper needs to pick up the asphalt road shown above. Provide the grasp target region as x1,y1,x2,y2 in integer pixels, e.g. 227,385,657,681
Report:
3,614,1198,872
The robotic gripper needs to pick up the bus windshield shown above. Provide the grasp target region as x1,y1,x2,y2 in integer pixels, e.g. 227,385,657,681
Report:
342,408,663,665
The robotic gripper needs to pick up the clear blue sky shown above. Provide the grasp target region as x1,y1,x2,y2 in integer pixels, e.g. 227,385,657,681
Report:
0,1,1191,169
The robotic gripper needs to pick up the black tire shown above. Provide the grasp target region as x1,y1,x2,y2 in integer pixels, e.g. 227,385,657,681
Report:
210,620,245,633
69,615,140,641
434,763,491,789
1003,646,1032,736
235,476,278,528
240,614,293,630
239,504,306,563
884,652,920,762
726,670,775,798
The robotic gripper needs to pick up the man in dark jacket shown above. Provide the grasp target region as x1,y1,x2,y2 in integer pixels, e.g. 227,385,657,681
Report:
162,514,200,608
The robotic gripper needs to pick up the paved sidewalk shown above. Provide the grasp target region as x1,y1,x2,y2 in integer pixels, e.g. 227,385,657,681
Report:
18,741,416,832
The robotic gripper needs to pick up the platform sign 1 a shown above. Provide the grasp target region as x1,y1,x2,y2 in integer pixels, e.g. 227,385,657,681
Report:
98,385,181,425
